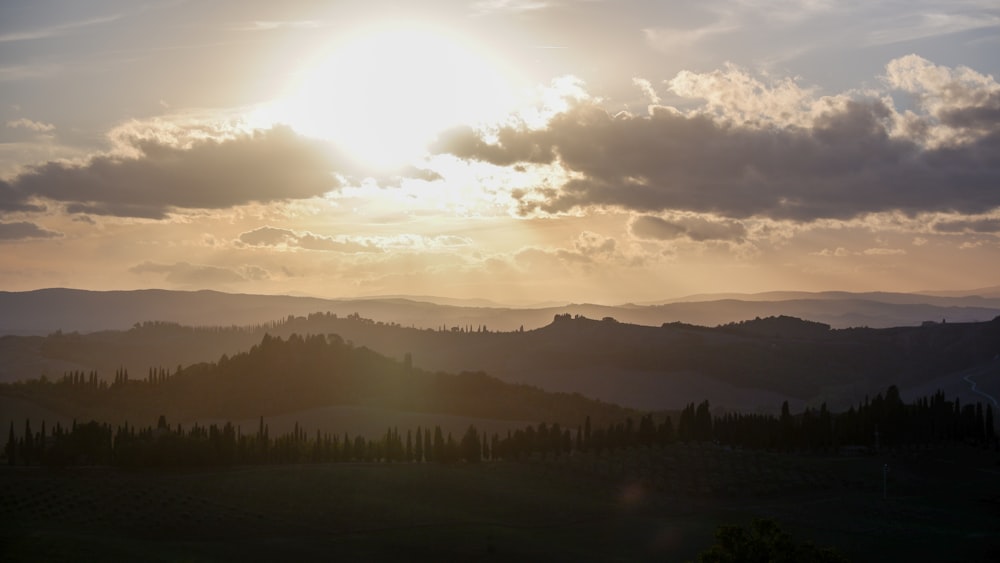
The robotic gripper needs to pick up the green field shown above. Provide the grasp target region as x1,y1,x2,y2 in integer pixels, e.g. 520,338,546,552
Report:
2,444,999,562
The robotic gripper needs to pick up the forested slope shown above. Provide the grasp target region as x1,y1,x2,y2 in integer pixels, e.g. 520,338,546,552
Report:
6,312,1000,411
2,332,630,428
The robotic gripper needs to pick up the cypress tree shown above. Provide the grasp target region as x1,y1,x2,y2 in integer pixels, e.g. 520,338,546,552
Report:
976,403,986,441
461,425,481,463
433,426,444,462
5,422,15,466
38,421,46,462
23,419,34,465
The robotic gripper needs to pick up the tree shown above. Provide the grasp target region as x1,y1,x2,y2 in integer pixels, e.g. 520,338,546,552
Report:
38,420,47,462
460,425,481,463
679,403,695,442
780,400,793,449
986,404,996,442
433,426,445,462
5,422,15,465
695,400,712,442
694,519,847,563
22,419,33,465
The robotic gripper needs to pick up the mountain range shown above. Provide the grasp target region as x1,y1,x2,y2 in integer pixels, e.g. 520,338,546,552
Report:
3,288,998,416
3,287,1000,336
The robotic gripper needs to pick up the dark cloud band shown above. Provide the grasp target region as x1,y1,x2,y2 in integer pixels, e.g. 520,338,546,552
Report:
3,126,342,219
434,99,1000,222
0,221,61,240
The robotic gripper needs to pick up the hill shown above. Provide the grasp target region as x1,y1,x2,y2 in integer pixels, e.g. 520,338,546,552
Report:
1,332,631,432
3,288,1000,336
5,310,1000,414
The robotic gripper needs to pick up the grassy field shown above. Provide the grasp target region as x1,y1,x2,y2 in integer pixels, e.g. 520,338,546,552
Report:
2,444,999,562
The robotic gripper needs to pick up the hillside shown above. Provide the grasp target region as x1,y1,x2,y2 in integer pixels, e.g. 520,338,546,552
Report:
1,332,631,430
5,310,1000,413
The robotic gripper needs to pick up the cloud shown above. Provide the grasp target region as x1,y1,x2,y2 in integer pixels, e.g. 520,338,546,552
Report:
236,227,475,255
0,64,63,81
235,20,323,32
812,246,907,257
430,235,474,248
6,118,55,132
934,217,1000,233
237,226,296,246
434,57,1000,223
472,0,552,15
513,231,620,272
573,230,616,257
0,14,121,43
884,55,1000,144
0,180,46,213
129,261,262,286
643,0,836,54
631,214,746,242
666,63,822,127
632,78,661,104
643,20,739,53
3,126,343,219
862,247,907,256
866,11,1000,46
432,125,555,166
812,247,850,257
732,0,836,24
237,226,382,253
0,221,61,241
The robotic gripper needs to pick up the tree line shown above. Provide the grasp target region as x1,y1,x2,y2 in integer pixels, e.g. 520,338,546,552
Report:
4,415,488,468
5,384,995,469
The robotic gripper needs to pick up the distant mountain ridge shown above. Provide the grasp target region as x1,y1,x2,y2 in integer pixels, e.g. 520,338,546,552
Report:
3,287,1000,336
647,289,1000,307
4,306,1000,413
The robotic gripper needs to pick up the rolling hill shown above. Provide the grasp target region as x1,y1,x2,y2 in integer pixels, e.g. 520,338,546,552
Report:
4,304,999,414
3,287,1000,336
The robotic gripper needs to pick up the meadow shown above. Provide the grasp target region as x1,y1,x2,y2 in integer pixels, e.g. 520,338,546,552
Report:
3,443,998,562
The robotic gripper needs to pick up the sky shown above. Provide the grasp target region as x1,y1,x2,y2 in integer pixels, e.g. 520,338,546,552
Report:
1,0,999,305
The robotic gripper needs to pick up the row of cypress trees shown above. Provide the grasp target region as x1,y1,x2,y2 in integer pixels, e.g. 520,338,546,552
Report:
5,385,996,468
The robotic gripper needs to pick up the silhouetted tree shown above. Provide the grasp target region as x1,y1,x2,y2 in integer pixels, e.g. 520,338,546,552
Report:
694,519,847,563
5,422,14,465
461,425,481,463
22,419,33,465
986,404,996,442
414,425,424,462
433,426,444,462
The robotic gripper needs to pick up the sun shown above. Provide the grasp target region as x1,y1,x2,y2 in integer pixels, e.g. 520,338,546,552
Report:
273,23,518,171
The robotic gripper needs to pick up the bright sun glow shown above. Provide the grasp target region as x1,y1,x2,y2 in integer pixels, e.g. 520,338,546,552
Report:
269,23,519,171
